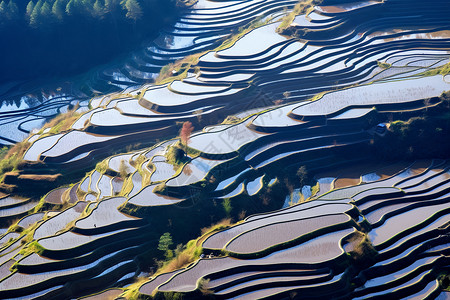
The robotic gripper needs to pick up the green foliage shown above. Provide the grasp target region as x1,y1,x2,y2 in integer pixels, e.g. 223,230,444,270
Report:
0,0,186,85
95,160,108,174
277,0,321,32
52,0,65,20
222,115,242,125
423,61,450,76
198,278,213,295
216,15,268,51
347,231,378,267
156,52,206,84
26,1,34,17
0,146,8,160
0,141,30,182
124,0,142,21
373,106,450,160
223,198,232,217
439,273,450,291
158,232,173,253
165,144,186,167
377,61,391,69
310,181,320,197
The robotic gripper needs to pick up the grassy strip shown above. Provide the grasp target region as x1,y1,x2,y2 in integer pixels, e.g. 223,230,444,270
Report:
377,61,392,69
422,60,450,76
0,104,84,183
155,52,207,85
154,15,271,85
121,219,234,299
0,141,31,182
215,16,269,51
37,104,81,136
277,0,322,32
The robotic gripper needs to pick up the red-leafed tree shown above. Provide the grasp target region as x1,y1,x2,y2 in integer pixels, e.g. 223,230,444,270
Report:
180,121,194,146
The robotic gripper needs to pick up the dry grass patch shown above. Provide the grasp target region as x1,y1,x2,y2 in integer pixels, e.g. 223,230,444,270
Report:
0,141,31,182
277,0,322,32
155,52,207,85
38,104,81,135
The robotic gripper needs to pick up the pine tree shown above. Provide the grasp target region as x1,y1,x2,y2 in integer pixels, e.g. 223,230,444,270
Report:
157,232,173,252
0,1,7,15
124,0,142,21
7,1,19,20
81,0,93,15
52,0,65,20
29,0,43,27
26,1,35,17
92,0,104,17
65,0,75,15
41,2,52,17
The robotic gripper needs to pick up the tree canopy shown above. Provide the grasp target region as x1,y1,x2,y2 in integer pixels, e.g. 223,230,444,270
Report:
0,0,185,83
158,232,173,252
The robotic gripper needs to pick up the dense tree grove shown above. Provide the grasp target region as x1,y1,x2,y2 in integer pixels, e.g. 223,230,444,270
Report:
0,0,185,83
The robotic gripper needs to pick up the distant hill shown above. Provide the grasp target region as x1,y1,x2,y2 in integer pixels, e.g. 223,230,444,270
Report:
0,0,187,82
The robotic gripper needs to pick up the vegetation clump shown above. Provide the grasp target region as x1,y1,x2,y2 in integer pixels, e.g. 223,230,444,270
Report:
155,15,270,84
95,160,108,174
156,52,206,84
377,61,392,69
277,0,322,33
38,104,81,135
423,60,450,76
119,159,129,179
0,141,30,182
158,232,174,260
346,231,378,267
165,144,187,168
439,273,450,291
217,15,269,51
222,115,242,124
373,104,450,160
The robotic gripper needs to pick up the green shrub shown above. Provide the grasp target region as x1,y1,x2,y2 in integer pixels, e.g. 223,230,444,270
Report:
165,144,186,167
119,160,129,179
222,115,242,124
377,61,391,69
223,198,232,217
95,160,108,174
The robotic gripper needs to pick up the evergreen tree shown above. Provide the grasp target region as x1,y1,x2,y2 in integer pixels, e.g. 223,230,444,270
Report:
92,0,104,17
124,0,142,21
0,1,6,15
3,1,19,21
52,0,65,20
26,1,35,17
40,1,52,25
65,0,75,15
157,232,173,252
0,1,6,27
29,0,43,28
81,0,93,15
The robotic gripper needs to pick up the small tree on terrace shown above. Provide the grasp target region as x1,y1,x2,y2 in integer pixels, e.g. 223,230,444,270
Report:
180,121,194,147
124,0,142,21
119,159,129,179
158,232,174,260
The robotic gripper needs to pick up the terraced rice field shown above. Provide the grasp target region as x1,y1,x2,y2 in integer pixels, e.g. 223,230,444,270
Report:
136,161,450,299
18,0,450,168
0,0,449,298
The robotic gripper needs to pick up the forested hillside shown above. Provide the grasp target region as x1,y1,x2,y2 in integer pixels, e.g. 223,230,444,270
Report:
0,0,187,83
